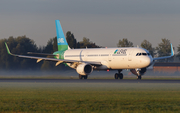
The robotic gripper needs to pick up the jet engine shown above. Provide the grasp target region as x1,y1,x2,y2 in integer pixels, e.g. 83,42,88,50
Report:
76,63,93,75
130,68,147,76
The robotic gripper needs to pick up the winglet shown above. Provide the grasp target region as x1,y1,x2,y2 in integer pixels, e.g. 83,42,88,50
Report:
5,42,12,55
170,43,174,56
153,43,174,61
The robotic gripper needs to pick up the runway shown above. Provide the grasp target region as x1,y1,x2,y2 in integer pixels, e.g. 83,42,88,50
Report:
0,79,180,83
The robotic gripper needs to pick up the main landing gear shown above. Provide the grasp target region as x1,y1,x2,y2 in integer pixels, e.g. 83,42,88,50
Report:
114,70,123,79
79,75,88,79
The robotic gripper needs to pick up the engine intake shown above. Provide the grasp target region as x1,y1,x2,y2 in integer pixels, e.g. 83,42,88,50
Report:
76,63,93,75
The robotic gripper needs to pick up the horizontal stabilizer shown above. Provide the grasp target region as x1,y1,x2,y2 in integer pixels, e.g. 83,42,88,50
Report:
27,52,56,56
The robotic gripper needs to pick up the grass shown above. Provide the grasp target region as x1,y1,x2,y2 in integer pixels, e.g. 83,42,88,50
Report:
0,83,180,113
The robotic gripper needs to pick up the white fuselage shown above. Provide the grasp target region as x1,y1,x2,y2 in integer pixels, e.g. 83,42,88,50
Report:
63,47,153,70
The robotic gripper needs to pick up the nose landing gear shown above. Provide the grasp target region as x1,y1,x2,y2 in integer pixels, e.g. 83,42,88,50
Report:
137,75,142,80
79,75,88,79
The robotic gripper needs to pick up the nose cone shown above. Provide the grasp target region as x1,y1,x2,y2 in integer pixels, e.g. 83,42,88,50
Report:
142,57,153,67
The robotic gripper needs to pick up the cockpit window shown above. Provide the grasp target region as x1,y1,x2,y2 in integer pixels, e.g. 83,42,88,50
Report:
136,52,150,56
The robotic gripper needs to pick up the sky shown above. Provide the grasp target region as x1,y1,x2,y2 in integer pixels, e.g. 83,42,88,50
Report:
1,0,180,52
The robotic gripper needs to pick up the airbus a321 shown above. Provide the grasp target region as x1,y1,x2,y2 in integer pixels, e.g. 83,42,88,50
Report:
5,20,174,79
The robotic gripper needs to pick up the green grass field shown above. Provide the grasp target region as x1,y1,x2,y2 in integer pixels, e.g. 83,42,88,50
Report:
0,82,180,113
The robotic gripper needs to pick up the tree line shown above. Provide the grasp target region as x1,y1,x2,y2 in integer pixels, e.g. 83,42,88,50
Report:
0,31,178,70
117,38,176,62
0,31,100,70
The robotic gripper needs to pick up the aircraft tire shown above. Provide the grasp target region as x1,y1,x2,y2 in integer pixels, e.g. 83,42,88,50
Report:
119,73,123,79
79,75,83,79
114,73,118,79
84,75,88,79
137,76,141,80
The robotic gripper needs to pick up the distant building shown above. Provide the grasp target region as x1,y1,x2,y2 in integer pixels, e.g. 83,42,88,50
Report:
153,62,180,73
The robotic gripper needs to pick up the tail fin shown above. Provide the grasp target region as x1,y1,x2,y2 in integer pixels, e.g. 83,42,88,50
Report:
55,20,70,51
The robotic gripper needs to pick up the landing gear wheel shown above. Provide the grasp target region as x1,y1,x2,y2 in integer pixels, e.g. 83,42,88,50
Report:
84,75,88,79
114,73,118,79
137,76,141,80
79,75,88,79
79,75,83,79
119,73,123,79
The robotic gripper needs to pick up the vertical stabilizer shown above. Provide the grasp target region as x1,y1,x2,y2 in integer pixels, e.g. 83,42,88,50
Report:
55,20,70,51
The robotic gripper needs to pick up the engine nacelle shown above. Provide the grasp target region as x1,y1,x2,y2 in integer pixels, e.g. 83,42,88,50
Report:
76,63,93,75
130,68,147,76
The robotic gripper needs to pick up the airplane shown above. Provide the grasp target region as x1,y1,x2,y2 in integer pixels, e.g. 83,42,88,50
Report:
5,20,174,80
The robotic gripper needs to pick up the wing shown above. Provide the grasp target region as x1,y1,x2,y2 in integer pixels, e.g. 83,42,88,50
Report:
153,43,174,61
5,42,102,66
